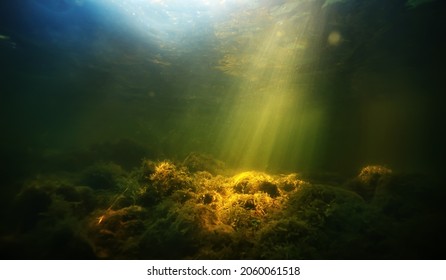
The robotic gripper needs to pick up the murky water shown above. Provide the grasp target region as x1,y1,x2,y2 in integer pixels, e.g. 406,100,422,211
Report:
1,0,445,259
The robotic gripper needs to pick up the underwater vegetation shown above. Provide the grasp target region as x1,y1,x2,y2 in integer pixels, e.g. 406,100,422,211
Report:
0,152,444,259
0,0,445,261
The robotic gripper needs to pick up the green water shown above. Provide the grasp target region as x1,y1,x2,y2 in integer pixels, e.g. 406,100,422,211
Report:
1,0,445,259
2,0,445,175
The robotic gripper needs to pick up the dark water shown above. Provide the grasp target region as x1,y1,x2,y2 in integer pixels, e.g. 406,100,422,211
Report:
1,0,445,259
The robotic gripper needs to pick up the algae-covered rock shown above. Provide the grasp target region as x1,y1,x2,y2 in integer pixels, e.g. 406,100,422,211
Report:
80,162,125,190
347,165,393,201
232,171,279,197
55,185,97,215
87,205,148,259
275,173,305,192
138,200,224,259
256,217,314,259
258,183,375,259
285,184,366,227
4,156,443,259
183,152,225,175
148,161,193,195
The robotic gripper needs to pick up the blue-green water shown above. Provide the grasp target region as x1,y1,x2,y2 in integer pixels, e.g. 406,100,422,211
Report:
1,0,445,259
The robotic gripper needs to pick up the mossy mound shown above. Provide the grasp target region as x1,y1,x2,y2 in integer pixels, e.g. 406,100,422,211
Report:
2,161,444,259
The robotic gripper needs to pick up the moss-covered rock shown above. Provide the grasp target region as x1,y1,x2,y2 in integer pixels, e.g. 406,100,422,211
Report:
347,165,393,201
4,158,443,259
80,162,125,190
183,152,225,175
148,161,193,195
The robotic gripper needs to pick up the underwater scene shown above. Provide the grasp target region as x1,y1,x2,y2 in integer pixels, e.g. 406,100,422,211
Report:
1,0,445,259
